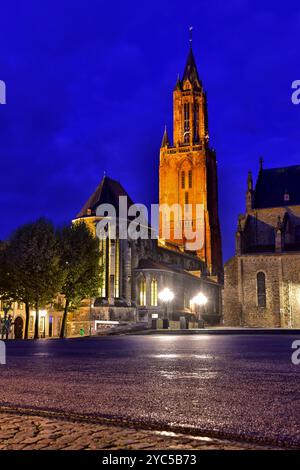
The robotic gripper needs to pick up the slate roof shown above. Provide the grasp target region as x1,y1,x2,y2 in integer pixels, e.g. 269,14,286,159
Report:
254,165,300,209
136,258,201,281
76,176,134,218
136,258,173,271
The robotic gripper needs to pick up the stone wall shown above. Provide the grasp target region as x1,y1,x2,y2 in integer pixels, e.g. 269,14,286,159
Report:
224,252,300,327
223,256,241,326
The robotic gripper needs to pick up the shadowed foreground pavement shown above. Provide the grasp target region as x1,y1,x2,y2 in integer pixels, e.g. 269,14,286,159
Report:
0,412,267,450
0,334,299,449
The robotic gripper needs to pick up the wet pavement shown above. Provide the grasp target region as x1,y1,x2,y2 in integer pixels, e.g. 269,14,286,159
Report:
1,334,300,447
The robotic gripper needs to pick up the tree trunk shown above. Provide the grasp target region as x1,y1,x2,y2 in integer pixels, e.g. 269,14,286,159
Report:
24,302,30,340
60,299,69,339
34,301,39,339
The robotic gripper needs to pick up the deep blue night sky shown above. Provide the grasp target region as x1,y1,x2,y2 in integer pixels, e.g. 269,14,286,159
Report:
0,0,300,261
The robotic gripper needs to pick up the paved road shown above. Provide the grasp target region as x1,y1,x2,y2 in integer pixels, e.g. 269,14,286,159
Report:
1,334,300,447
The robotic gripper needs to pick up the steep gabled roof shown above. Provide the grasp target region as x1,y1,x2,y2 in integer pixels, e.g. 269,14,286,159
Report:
76,175,134,218
254,165,300,209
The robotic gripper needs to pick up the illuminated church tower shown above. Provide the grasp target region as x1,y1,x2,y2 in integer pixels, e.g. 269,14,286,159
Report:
159,46,223,279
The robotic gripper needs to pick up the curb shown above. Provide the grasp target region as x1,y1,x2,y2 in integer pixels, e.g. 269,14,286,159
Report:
141,328,300,335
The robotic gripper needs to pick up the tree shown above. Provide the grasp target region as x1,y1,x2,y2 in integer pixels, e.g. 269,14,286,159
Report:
3,219,63,339
0,243,15,338
0,240,34,339
0,242,9,296
59,221,101,338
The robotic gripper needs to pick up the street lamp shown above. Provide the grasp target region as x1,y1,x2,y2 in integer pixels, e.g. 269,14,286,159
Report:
158,288,174,328
191,292,208,327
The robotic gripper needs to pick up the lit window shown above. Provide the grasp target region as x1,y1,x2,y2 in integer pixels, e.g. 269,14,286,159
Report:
99,238,107,298
257,272,266,308
114,239,120,298
139,278,146,306
151,278,158,306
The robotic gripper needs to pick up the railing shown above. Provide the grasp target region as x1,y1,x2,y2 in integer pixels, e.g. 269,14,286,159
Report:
165,144,204,155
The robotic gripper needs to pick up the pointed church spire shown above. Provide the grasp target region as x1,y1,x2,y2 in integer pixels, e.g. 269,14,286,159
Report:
259,156,263,172
161,125,169,148
182,45,201,88
174,73,182,91
246,171,253,212
247,170,253,191
189,26,193,47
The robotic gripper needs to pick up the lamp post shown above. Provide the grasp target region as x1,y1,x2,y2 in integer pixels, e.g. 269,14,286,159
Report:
191,292,208,328
158,287,174,329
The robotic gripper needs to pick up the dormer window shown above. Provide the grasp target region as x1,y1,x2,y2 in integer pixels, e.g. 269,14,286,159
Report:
86,208,92,215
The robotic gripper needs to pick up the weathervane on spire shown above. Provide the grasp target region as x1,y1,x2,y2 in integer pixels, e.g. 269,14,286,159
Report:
189,26,193,47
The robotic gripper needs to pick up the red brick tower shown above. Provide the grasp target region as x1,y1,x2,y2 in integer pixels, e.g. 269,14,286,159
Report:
159,46,223,279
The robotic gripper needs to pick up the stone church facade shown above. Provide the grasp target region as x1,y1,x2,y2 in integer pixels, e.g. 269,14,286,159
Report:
72,46,223,331
74,174,222,330
224,161,300,328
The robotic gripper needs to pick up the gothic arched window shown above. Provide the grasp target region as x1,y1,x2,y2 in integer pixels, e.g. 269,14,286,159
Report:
183,103,190,143
194,103,199,142
150,278,158,306
114,238,120,298
139,278,146,306
257,272,266,308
